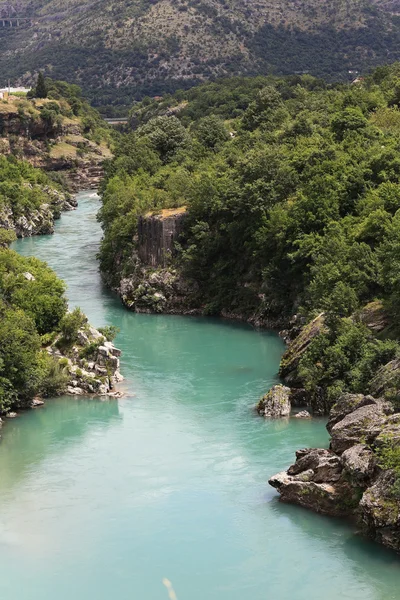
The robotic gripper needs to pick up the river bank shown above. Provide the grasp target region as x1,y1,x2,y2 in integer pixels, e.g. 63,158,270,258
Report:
7,189,400,599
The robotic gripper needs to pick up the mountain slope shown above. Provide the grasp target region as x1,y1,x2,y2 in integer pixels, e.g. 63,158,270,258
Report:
2,0,400,107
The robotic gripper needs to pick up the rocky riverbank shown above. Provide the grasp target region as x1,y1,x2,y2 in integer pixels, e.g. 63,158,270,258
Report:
0,320,123,428
0,185,77,238
48,323,123,398
269,392,400,552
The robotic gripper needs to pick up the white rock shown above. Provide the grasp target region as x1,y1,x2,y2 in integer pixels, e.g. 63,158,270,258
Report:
23,272,36,281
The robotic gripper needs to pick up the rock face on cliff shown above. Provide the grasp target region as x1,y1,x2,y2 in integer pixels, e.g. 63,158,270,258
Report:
138,207,187,268
117,206,202,314
269,392,400,552
119,266,198,315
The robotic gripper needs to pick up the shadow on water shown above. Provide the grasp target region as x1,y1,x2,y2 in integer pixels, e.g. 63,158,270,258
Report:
268,497,400,598
0,397,121,490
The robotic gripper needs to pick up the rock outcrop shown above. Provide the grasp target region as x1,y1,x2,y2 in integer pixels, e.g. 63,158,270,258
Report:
257,385,291,418
48,325,123,397
269,392,400,552
119,266,199,315
137,207,187,268
0,185,76,238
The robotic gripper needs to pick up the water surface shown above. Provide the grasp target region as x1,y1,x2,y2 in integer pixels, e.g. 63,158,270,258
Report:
3,192,400,599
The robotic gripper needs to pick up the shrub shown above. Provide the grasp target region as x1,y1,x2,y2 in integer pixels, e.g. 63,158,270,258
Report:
59,308,87,344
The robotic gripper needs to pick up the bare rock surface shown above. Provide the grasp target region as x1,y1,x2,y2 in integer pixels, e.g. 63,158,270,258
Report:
269,392,400,552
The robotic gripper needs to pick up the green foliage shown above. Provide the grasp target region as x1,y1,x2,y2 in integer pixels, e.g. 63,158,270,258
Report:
38,353,69,398
98,64,400,402
58,308,87,344
194,115,230,149
298,320,398,404
98,325,119,342
376,439,400,498
0,228,16,247
35,72,48,99
79,339,104,360
0,244,69,411
137,116,190,162
0,248,67,335
0,155,65,222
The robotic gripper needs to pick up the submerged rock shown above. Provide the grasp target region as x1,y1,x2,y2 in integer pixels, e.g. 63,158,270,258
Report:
257,385,291,418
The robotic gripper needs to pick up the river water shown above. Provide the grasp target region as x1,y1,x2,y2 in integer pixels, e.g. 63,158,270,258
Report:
2,191,400,599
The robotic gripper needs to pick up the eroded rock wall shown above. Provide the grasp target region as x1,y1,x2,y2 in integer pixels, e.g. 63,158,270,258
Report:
138,208,187,268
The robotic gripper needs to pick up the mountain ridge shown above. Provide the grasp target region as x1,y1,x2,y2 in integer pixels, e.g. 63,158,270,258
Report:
2,0,400,107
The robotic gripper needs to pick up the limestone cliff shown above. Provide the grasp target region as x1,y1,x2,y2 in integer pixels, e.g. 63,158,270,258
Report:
137,207,187,268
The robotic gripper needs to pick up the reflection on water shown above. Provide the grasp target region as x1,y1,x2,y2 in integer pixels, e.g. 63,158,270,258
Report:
2,192,399,600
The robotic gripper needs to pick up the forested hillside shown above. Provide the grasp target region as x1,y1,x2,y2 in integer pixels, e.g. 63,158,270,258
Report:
0,78,120,413
2,0,400,108
98,64,400,409
0,78,112,190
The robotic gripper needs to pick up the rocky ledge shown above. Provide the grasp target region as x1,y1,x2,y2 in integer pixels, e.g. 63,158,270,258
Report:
269,392,400,552
119,266,200,315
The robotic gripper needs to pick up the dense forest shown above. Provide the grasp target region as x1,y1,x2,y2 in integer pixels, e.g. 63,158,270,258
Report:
98,64,400,409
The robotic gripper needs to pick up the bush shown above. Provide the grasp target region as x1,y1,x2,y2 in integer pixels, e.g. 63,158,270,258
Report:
59,308,87,344
98,325,119,341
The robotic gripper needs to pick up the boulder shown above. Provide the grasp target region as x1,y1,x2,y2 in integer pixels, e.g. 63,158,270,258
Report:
294,410,312,419
67,386,83,395
330,403,388,454
327,393,380,433
341,444,376,485
269,390,400,552
257,385,291,418
31,397,45,408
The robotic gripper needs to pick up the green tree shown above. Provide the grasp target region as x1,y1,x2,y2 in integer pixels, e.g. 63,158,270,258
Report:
36,72,48,99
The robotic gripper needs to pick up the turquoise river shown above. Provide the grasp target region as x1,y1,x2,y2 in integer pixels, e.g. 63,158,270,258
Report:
2,191,400,599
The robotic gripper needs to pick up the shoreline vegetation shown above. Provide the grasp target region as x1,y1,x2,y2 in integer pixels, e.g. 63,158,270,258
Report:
0,79,122,428
97,64,400,550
